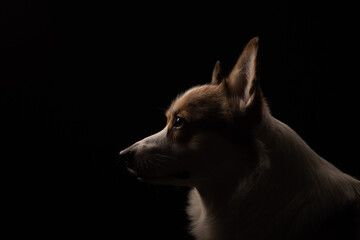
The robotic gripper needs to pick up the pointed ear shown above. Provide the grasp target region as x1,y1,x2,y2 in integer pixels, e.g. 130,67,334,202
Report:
211,61,223,85
226,37,259,107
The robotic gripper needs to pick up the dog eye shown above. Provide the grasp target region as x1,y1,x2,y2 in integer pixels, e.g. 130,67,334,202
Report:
173,116,185,129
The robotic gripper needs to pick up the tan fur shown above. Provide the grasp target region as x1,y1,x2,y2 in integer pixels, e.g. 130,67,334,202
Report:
120,37,360,240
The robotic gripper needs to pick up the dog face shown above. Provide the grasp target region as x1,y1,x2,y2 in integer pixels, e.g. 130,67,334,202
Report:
120,37,263,187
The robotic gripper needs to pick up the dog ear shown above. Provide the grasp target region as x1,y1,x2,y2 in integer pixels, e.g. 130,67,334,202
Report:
211,61,223,85
226,37,259,107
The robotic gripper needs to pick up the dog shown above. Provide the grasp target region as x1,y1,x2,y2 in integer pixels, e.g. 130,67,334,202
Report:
119,37,360,240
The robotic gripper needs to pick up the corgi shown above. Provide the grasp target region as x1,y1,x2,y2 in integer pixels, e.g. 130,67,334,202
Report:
119,37,360,240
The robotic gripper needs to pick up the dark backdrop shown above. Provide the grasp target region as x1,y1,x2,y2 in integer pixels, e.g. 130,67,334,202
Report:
2,1,359,239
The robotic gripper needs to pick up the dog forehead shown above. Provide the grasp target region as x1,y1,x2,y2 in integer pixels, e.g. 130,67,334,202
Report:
168,85,224,117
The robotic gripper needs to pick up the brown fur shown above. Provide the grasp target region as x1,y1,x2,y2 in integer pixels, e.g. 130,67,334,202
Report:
120,37,360,240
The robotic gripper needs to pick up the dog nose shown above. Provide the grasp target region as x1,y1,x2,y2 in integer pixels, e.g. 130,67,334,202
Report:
119,148,135,168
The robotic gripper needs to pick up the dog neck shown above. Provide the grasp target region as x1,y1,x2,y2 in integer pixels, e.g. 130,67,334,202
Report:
193,106,326,205
187,107,345,239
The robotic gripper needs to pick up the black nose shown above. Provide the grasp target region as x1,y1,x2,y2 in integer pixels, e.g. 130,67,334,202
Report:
119,148,135,168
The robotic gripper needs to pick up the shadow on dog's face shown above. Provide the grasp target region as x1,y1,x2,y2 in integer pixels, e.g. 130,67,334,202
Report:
119,84,255,187
119,37,261,187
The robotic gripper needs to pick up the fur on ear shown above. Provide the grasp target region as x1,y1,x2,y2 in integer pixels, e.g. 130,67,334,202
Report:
226,37,259,108
211,61,223,85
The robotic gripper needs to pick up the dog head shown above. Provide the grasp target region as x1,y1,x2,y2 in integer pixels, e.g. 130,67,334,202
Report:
119,37,265,187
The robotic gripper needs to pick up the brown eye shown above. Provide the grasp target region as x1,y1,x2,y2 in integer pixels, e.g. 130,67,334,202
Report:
173,116,185,129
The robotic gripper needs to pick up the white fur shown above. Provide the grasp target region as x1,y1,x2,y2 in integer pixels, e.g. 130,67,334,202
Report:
122,83,360,240
186,106,360,240
120,37,360,240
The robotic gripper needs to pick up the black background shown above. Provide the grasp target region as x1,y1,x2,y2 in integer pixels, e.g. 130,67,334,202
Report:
2,1,359,239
